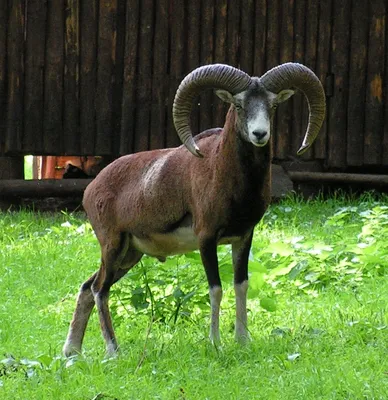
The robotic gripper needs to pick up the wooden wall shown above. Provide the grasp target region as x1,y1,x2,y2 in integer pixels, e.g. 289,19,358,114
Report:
0,0,387,170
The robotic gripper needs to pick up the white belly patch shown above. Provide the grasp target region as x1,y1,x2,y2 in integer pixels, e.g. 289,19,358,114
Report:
131,228,241,258
131,227,199,257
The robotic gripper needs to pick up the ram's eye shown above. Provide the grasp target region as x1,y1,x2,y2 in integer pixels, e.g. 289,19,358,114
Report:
235,104,243,111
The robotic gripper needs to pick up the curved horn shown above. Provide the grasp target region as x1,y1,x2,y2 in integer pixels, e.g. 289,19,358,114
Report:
173,64,252,157
260,63,326,155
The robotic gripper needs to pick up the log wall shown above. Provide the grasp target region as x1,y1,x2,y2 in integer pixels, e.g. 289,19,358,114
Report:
0,0,387,170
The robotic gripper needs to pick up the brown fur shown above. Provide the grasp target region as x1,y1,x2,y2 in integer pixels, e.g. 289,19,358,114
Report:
84,109,271,244
63,105,272,356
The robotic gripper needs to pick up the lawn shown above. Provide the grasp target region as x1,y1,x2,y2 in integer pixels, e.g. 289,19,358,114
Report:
0,194,387,399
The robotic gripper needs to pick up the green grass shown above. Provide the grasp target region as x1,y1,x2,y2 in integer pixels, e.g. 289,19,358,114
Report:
0,194,387,399
24,155,33,179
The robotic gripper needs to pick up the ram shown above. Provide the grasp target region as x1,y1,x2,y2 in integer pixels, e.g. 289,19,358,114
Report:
63,63,325,356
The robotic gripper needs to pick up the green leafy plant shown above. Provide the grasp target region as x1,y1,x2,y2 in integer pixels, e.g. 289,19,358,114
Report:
0,194,387,399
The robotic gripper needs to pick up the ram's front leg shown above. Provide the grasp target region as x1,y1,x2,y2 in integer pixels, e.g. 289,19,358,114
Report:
199,236,222,344
232,231,254,343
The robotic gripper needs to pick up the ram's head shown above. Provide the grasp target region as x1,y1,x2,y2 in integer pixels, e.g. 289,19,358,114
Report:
173,63,326,157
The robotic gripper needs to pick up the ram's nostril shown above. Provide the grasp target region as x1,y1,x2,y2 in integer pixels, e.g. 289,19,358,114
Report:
252,130,267,141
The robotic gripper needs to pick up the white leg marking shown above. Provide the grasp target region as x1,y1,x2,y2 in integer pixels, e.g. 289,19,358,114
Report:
94,294,118,356
234,280,249,343
63,290,94,357
106,342,118,357
209,285,223,344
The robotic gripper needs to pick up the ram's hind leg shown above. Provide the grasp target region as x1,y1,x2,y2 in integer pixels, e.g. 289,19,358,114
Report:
63,272,98,357
92,234,142,356
63,233,142,357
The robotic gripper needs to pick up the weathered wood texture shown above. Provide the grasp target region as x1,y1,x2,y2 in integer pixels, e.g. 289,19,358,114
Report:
1,0,388,170
0,179,92,197
6,0,25,154
0,1,8,154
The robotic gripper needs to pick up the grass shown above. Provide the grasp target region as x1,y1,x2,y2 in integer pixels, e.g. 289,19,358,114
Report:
24,155,33,179
0,194,387,399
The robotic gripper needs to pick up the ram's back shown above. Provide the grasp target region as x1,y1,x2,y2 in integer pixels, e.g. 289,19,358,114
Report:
83,129,223,245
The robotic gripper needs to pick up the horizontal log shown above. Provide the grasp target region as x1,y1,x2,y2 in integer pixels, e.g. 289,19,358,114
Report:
0,179,92,197
288,171,388,186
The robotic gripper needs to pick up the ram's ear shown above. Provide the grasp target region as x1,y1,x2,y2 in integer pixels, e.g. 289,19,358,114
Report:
276,89,295,104
215,89,235,104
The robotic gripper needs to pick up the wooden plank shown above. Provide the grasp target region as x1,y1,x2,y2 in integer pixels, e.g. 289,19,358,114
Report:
44,1,64,154
364,0,385,165
0,1,8,154
266,0,280,157
299,0,318,161
288,171,388,187
0,157,24,179
111,0,126,155
0,179,92,198
266,0,280,70
240,0,254,74
346,0,368,166
166,0,185,148
79,0,98,154
120,0,139,155
6,0,25,154
291,0,306,156
24,0,47,154
133,0,153,152
149,0,169,150
327,0,351,168
213,0,228,128
304,0,318,81
275,0,294,160
314,0,332,159
384,4,388,165
226,0,240,67
95,0,117,155
199,0,215,133
253,0,267,76
186,0,201,136
64,0,80,154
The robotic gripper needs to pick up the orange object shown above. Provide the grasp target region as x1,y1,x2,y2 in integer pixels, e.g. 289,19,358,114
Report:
34,156,103,179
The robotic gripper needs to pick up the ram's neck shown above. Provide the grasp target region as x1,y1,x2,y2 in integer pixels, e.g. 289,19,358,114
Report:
219,106,272,175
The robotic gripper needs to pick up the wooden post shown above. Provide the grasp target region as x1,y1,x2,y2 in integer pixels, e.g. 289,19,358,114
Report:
186,0,201,134
80,0,98,154
24,0,48,154
64,0,80,155
6,0,25,154
166,0,186,148
120,0,140,155
328,0,351,168
133,0,153,152
213,0,228,129
346,0,368,166
364,0,386,166
199,0,215,132
149,0,169,150
44,0,64,154
314,0,333,160
276,0,294,160
95,0,118,155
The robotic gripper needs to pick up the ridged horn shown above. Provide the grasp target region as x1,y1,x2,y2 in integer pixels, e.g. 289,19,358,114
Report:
173,64,252,157
260,62,326,155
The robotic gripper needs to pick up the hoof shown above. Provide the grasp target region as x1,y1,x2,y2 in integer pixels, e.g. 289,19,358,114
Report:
63,342,82,358
105,342,119,358
235,333,251,345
